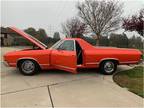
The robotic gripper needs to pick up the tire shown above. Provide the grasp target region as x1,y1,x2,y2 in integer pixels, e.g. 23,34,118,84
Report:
100,60,117,75
18,60,39,76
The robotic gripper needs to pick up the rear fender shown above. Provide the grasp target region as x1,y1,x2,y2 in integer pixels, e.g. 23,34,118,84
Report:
99,58,119,65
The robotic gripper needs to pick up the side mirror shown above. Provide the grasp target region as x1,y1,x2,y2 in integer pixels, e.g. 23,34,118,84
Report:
57,47,61,51
57,47,63,51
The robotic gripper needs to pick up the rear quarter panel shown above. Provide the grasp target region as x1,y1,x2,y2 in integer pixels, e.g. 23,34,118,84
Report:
84,48,142,66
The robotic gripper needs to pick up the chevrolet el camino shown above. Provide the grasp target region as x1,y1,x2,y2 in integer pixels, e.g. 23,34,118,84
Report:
3,27,142,75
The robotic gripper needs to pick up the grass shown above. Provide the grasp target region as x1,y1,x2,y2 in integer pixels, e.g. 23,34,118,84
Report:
142,55,144,60
113,66,144,97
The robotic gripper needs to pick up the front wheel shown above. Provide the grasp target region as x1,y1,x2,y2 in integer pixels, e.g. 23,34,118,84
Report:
100,61,117,75
18,60,39,75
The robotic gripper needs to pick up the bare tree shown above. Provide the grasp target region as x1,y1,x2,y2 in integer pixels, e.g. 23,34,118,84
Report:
77,0,123,45
62,17,87,38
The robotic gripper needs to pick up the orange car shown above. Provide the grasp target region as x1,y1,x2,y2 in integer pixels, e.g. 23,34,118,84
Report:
3,27,142,75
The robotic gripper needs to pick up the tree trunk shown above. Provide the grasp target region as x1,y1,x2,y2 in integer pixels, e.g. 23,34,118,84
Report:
96,39,99,46
96,35,100,46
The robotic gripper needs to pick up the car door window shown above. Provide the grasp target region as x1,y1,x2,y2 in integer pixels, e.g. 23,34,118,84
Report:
57,40,74,51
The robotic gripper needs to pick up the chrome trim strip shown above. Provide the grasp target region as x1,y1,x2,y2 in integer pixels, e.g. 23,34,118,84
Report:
16,57,40,67
86,60,138,65
120,61,138,64
86,62,99,65
74,40,76,51
17,57,50,67
100,58,119,62
17,57,39,63
39,64,50,66
54,64,75,70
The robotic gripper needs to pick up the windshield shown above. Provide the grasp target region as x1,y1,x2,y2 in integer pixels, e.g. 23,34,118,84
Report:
49,40,63,49
27,33,48,49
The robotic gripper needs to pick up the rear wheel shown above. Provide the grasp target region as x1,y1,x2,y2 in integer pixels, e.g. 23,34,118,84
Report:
100,61,117,75
18,60,39,75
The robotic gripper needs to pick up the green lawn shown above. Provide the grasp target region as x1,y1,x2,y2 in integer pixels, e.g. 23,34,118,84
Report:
113,66,144,97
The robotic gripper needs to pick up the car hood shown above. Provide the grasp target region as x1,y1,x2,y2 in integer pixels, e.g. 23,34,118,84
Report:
9,27,47,49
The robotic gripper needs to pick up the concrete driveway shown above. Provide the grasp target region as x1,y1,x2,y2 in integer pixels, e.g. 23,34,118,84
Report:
1,47,143,107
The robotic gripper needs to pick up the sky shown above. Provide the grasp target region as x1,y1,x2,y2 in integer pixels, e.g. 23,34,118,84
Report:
1,0,144,38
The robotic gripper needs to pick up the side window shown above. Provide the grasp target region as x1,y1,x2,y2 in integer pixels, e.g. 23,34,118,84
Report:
57,40,74,51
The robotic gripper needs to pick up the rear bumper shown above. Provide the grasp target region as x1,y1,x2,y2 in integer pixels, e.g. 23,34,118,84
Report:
120,60,142,65
138,59,143,64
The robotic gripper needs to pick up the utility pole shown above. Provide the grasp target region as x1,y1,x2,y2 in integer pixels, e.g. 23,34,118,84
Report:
48,25,55,37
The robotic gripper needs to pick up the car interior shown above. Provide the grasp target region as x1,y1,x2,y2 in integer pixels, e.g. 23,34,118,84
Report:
75,41,83,65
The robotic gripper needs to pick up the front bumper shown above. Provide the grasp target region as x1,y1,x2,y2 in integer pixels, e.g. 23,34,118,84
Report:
3,61,9,67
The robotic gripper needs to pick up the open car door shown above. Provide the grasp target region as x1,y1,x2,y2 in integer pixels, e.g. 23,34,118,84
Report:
51,40,77,73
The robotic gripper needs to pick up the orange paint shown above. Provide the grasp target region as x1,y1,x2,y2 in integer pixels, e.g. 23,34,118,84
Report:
3,27,142,74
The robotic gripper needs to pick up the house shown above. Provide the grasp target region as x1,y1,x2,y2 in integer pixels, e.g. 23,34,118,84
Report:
0,27,25,46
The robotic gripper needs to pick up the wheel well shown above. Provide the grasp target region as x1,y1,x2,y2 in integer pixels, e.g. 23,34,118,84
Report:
99,59,119,66
17,59,41,69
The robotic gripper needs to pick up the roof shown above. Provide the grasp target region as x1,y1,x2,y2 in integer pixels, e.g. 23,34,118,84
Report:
64,37,94,49
1,27,17,34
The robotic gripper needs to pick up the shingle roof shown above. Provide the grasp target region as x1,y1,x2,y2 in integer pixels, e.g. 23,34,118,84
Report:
1,27,17,34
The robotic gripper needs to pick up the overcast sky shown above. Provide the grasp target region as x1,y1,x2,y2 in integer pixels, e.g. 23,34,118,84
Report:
1,0,144,37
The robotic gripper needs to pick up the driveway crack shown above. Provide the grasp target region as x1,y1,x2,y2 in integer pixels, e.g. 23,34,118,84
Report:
47,85,54,108
1,76,96,96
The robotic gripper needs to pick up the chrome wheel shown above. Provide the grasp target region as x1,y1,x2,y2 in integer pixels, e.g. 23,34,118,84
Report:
104,61,114,73
21,60,35,74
